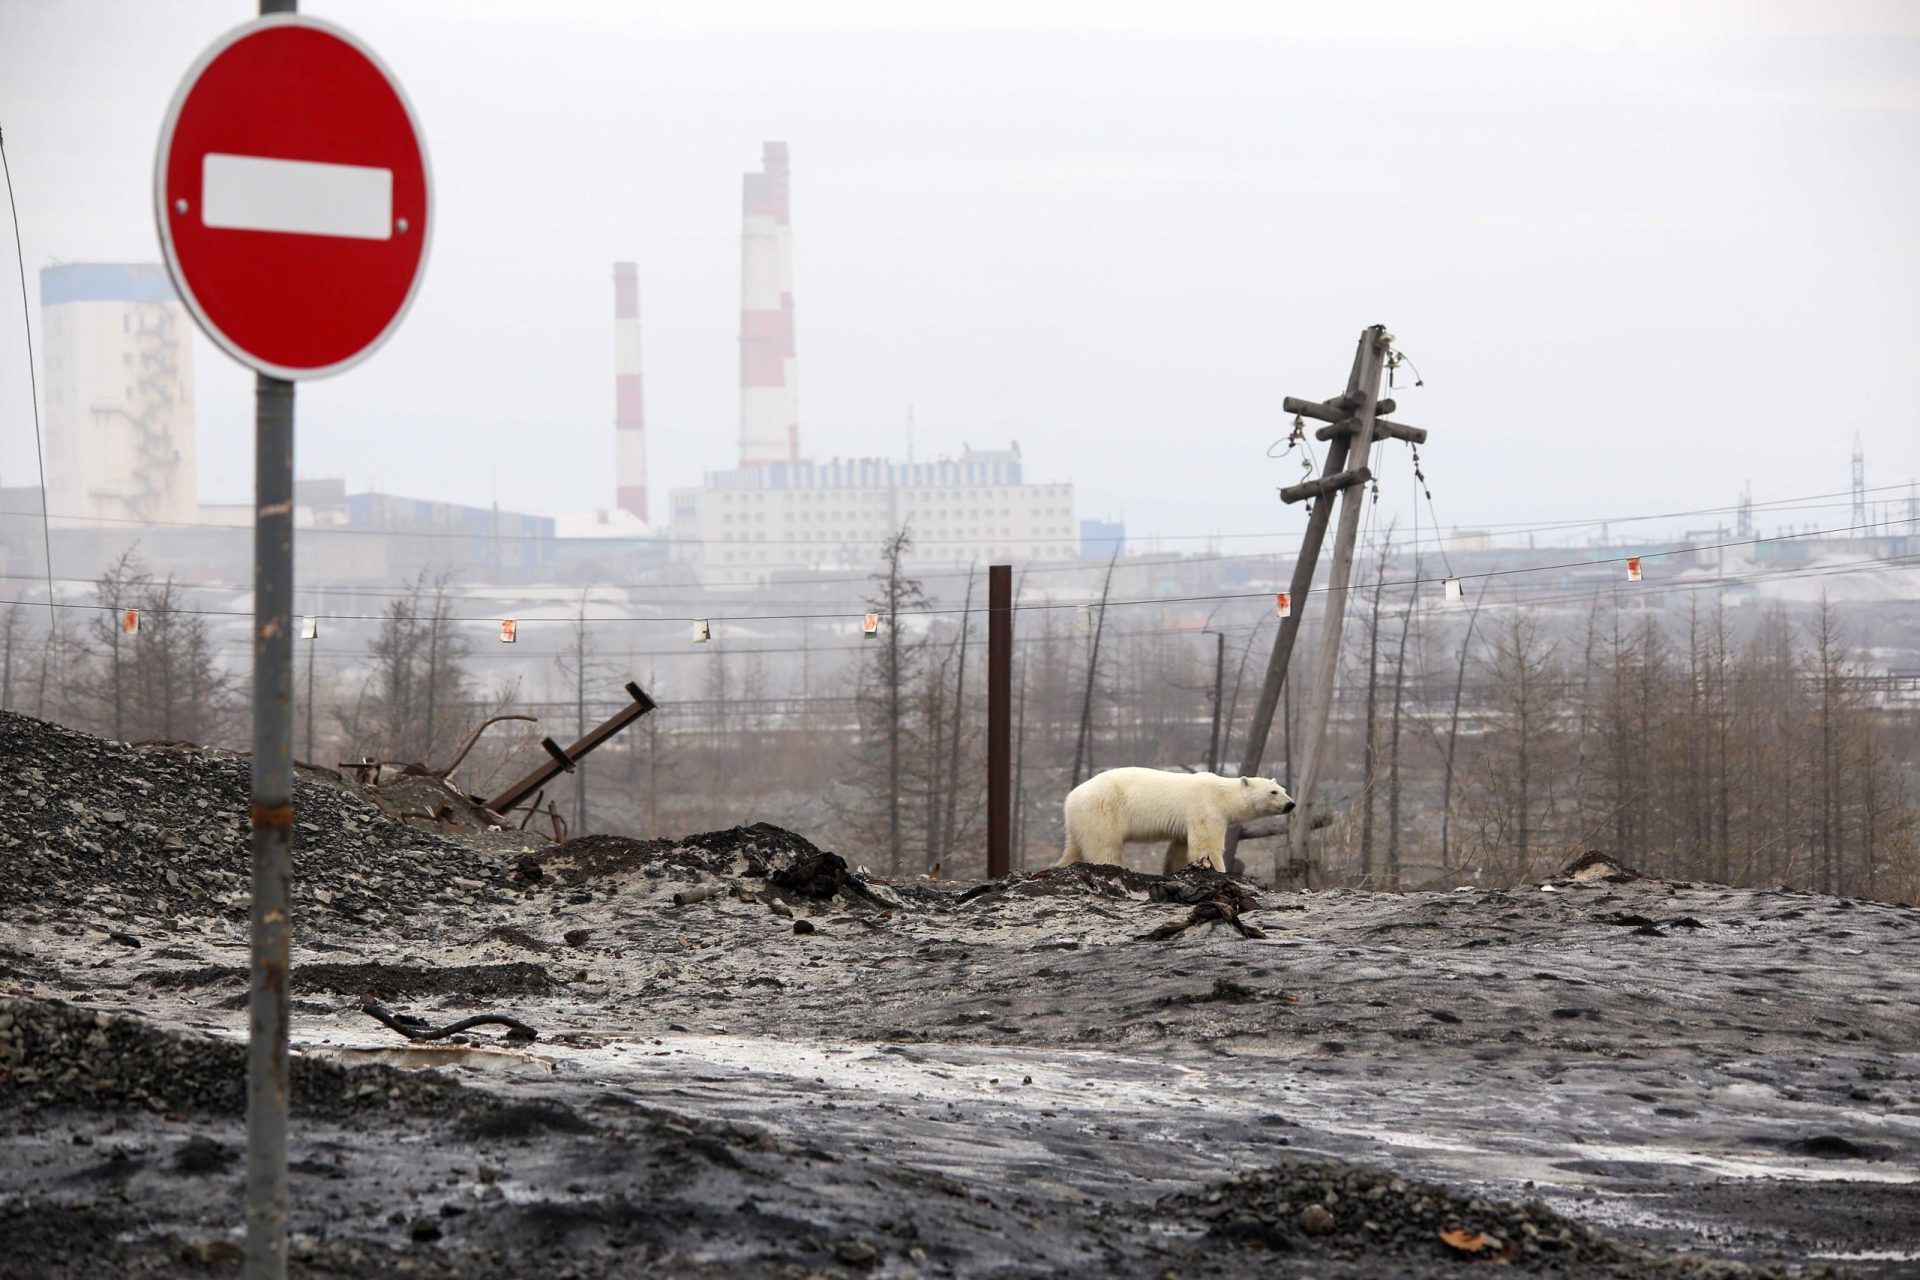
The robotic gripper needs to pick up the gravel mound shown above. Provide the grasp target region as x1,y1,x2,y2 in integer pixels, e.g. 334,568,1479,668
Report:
962,860,1263,906
524,823,896,908
0,710,506,924
521,833,715,883
0,995,481,1121
1160,1157,1802,1277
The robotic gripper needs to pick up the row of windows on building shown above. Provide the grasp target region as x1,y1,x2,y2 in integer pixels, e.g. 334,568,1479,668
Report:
712,486,1068,505
715,508,1055,524
716,545,1076,564
715,527,1069,542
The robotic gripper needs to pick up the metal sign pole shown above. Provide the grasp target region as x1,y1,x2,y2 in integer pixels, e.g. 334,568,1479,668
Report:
153,7,422,1267
246,5,296,1273
247,369,294,1278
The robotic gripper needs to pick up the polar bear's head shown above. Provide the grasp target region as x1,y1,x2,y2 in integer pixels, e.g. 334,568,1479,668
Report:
1230,775,1295,822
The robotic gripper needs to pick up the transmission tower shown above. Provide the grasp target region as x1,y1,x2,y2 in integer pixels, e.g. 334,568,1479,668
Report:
1736,481,1753,540
1852,434,1866,529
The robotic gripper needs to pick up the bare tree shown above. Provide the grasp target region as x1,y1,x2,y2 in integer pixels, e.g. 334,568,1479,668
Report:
1071,546,1119,786
35,609,82,725
1466,607,1560,881
1,605,21,713
1810,592,1845,895
555,589,610,835
941,566,978,866
88,549,150,741
1437,579,1488,871
1359,525,1395,879
1385,547,1419,888
340,571,471,765
125,575,230,744
840,528,928,872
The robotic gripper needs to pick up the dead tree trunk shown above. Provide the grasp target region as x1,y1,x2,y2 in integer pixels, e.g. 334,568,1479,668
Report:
1,606,18,713
1386,566,1416,888
1071,547,1119,787
1360,529,1394,879
1439,579,1488,871
942,566,977,865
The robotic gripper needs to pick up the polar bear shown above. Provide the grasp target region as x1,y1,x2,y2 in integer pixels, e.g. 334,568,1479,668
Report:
1055,768,1295,875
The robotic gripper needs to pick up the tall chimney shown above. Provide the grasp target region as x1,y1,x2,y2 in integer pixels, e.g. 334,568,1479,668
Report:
613,261,647,521
739,141,798,466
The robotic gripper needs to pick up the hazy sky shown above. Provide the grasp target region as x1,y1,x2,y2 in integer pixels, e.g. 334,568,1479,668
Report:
2,0,1916,550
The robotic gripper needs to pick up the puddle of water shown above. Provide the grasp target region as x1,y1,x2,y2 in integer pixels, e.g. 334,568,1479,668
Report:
312,1044,555,1074
1562,1140,1920,1186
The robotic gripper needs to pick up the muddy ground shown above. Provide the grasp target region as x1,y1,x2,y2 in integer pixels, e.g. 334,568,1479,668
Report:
2,709,1917,1278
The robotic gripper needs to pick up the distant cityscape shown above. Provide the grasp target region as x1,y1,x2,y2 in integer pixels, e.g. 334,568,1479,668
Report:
4,143,1117,593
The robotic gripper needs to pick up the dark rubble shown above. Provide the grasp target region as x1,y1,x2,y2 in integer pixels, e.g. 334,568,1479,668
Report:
3,709,1918,1278
0,709,502,925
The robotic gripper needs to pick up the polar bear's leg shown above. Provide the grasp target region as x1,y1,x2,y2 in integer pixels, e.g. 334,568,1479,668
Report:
1056,827,1084,867
1162,837,1189,875
1188,819,1228,873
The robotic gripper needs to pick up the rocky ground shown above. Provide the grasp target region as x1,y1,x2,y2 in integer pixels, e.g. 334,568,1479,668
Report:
2,708,1917,1278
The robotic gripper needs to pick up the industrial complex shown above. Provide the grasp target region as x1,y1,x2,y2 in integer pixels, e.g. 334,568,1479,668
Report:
5,143,1087,589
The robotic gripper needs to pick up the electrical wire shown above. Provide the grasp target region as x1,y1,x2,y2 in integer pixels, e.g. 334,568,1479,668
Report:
4,481,1911,550
2,514,1914,628
0,124,55,628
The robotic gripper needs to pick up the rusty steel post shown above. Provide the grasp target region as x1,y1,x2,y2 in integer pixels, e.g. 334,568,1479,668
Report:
248,369,294,1280
245,20,298,1280
484,682,656,818
987,565,1012,878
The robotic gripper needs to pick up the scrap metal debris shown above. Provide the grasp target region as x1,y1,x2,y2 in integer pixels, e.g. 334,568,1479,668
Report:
360,1003,538,1043
1139,877,1269,940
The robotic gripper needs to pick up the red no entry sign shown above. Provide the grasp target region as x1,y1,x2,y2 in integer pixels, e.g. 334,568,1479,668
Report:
154,15,430,379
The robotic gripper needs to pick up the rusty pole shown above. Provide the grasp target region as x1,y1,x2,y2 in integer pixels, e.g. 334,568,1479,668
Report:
245,24,300,1280
987,564,1012,878
247,367,294,1280
244,24,302,1280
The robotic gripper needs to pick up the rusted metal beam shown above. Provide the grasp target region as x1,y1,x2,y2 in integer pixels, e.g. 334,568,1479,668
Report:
987,564,1012,879
437,713,536,780
486,681,657,817
1280,466,1372,506
540,737,575,773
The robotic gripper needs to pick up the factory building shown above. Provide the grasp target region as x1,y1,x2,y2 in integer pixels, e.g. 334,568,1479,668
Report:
669,445,1078,584
666,143,1078,582
39,263,197,529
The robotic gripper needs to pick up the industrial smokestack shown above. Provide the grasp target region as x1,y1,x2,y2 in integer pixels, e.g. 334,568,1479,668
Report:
613,261,647,522
739,141,797,466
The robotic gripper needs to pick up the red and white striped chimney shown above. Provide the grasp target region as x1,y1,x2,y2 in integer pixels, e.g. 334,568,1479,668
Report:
739,141,798,466
613,261,647,522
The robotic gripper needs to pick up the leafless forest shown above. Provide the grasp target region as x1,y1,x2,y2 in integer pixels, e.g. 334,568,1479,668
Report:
4,531,1916,901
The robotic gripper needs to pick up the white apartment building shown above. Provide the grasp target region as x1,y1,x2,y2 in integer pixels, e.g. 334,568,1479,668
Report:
40,264,197,529
669,445,1077,583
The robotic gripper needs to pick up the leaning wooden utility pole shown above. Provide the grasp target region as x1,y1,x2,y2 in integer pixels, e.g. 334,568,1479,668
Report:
1225,325,1428,884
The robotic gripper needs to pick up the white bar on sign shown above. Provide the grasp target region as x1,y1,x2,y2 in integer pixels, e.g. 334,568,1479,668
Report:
201,153,393,240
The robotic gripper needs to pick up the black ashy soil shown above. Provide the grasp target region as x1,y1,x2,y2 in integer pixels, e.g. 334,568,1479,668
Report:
3,708,1916,1278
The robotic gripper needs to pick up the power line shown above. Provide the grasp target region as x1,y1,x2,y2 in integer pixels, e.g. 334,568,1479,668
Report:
0,124,55,628
2,514,1915,627
0,485,1909,624
3,480,1914,550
